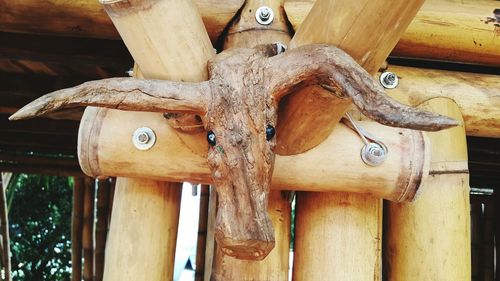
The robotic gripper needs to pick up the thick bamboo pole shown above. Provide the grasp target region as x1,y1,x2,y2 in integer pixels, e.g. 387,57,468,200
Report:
82,177,95,281
71,177,85,281
210,1,291,280
288,0,424,280
0,172,12,281
384,98,471,281
96,1,215,280
104,179,181,280
386,65,500,138
78,112,429,202
94,178,110,281
284,0,500,66
0,0,243,43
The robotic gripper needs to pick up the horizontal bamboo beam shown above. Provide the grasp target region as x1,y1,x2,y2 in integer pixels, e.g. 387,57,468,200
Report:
78,108,430,202
0,0,244,44
284,0,500,66
385,65,500,138
0,163,83,176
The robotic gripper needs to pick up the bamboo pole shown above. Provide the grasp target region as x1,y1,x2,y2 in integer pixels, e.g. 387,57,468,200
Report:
0,0,243,43
94,178,110,281
78,111,429,202
71,177,85,281
384,98,471,281
386,65,500,138
284,0,500,66
210,1,291,279
203,187,217,281
82,177,95,281
288,0,424,280
96,1,215,280
194,185,210,281
0,172,12,281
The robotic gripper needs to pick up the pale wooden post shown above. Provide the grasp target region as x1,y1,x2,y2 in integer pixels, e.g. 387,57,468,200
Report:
211,1,292,279
289,0,425,280
96,1,215,280
384,98,471,281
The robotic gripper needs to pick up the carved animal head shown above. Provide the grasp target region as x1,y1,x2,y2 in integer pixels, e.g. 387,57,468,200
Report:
10,43,458,260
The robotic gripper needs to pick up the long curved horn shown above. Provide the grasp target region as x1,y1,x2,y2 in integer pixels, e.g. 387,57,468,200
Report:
265,44,459,131
10,78,211,120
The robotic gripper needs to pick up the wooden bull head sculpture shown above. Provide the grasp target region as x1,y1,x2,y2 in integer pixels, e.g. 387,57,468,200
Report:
11,43,458,260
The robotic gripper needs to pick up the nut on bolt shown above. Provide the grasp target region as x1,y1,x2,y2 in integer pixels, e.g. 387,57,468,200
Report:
132,127,156,150
379,71,398,89
361,142,387,166
256,6,274,25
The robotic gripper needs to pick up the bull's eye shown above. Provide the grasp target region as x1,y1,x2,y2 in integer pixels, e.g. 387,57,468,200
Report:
207,131,216,146
266,125,275,141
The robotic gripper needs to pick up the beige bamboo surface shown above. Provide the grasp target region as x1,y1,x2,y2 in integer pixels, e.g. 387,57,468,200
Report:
384,98,471,281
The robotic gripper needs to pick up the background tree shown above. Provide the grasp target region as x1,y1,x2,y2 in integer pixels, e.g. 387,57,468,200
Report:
7,174,73,281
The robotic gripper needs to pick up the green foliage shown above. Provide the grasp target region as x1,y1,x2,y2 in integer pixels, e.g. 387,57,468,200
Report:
7,174,73,281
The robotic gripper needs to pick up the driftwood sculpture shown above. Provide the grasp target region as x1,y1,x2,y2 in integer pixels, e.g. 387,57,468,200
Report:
11,43,458,260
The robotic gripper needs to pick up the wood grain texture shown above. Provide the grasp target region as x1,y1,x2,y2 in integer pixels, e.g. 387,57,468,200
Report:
0,0,244,44
78,109,430,202
384,98,471,281
212,0,291,274
385,65,500,138
285,0,500,66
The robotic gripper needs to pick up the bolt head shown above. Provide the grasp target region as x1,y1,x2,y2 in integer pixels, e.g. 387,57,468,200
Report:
361,142,387,166
255,6,274,25
379,71,399,89
132,127,156,151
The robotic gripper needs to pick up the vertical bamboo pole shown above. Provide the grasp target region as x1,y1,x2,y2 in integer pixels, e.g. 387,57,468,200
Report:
98,1,214,280
82,177,95,281
195,185,209,281
72,177,85,281
0,172,12,281
94,178,110,281
384,98,471,281
210,1,291,280
290,1,424,280
107,177,115,226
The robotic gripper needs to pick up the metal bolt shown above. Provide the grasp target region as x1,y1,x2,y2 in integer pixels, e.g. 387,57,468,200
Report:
379,71,399,89
256,6,274,25
361,142,387,166
132,127,156,150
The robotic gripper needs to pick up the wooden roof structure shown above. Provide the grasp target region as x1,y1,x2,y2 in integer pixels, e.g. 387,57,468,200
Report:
0,0,499,189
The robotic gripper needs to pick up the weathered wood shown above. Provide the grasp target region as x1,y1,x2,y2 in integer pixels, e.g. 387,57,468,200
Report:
97,0,214,280
94,178,110,281
0,172,12,281
0,0,244,44
78,108,429,202
82,177,95,281
384,98,471,281
12,43,455,259
285,0,500,66
71,177,85,281
386,65,500,138
212,0,291,274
